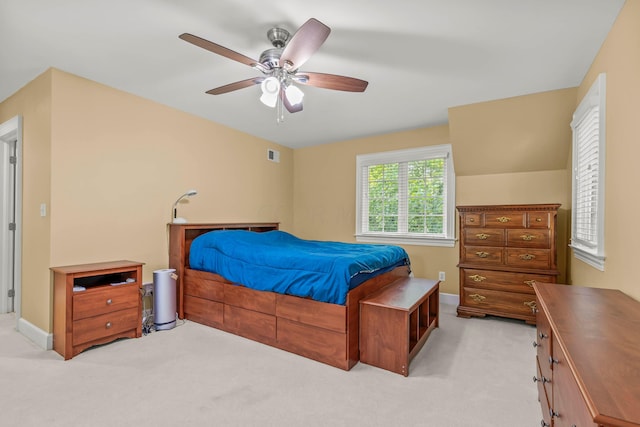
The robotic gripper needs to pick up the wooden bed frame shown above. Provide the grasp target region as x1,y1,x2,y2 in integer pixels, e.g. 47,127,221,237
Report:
168,222,411,370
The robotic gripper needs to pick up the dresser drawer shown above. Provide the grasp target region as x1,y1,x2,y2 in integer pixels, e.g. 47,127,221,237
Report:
461,246,503,265
536,308,553,381
484,212,526,228
527,211,550,228
463,228,504,246
506,229,550,249
461,268,552,294
462,212,483,227
72,308,139,346
73,285,139,321
536,358,553,427
505,248,551,269
463,286,538,317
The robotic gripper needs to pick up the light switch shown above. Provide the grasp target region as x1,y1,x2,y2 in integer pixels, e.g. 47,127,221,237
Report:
40,203,46,217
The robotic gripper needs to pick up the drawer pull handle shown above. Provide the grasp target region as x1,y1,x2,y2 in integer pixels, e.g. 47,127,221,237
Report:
524,301,537,312
469,274,486,282
520,254,536,260
521,234,536,241
468,218,475,222
536,218,543,222
497,216,511,223
524,280,536,287
533,376,550,384
469,293,486,303
549,409,559,419
106,298,113,305
475,251,490,258
541,421,550,427
475,233,490,240
532,341,540,348
549,356,559,365
538,332,548,339
105,321,112,329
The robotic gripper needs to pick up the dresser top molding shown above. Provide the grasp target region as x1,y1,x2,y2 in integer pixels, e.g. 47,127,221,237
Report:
456,204,561,212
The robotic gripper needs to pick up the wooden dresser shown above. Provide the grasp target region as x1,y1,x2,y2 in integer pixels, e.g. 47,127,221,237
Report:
534,282,640,427
456,204,560,324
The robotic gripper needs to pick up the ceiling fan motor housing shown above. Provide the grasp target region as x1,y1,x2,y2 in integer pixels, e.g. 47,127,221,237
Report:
259,48,283,70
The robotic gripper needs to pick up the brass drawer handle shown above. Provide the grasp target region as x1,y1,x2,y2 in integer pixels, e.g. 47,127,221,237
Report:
496,216,511,223
476,233,490,240
105,321,112,329
521,234,536,241
468,218,475,223
469,293,486,302
524,301,537,312
519,254,536,260
536,218,542,222
106,298,113,305
524,280,536,287
475,251,490,258
469,274,486,282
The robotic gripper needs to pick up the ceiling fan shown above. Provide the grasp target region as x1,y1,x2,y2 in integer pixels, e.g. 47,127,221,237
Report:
179,18,368,122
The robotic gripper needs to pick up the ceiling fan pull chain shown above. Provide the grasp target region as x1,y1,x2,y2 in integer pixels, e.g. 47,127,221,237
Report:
277,94,285,124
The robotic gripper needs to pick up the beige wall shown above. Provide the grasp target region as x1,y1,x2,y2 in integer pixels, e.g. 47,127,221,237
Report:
0,71,53,331
1,68,294,332
570,0,640,300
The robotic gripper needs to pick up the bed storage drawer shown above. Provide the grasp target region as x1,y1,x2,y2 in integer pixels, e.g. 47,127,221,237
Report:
276,294,346,333
277,318,346,368
225,283,276,315
184,296,223,327
183,277,224,302
224,305,276,344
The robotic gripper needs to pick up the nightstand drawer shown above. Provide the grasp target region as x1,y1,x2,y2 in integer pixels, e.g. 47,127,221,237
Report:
73,285,139,320
73,308,139,346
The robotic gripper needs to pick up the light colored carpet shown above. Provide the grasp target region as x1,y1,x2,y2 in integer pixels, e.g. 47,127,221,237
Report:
0,303,539,426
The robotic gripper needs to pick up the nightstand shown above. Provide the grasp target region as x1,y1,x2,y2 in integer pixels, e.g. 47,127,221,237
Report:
51,260,144,360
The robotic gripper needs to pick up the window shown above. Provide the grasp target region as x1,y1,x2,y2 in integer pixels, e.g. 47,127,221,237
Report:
570,73,606,270
356,144,455,247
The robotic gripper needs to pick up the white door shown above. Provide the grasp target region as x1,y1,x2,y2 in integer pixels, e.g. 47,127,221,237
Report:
0,117,21,314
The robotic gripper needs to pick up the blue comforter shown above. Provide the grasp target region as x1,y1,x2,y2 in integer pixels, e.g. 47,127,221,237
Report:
188,230,410,305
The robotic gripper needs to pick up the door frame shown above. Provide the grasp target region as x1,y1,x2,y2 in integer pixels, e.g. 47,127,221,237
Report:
0,116,22,321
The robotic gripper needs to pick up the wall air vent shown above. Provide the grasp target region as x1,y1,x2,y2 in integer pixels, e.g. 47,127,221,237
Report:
267,149,280,163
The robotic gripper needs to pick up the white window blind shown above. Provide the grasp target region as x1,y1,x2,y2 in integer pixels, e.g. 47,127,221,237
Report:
570,73,606,270
356,144,455,247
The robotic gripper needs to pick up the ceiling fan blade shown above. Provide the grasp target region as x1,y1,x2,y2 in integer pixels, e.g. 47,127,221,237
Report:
296,72,368,92
179,33,259,68
206,78,264,95
280,18,330,71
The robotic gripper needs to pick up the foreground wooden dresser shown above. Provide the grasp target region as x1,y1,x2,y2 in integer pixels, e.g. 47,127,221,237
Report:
456,204,560,324
534,283,640,427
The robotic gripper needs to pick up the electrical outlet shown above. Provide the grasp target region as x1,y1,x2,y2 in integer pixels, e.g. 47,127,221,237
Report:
438,271,446,281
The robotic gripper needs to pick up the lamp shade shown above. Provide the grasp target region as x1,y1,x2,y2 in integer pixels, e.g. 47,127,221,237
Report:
260,77,280,108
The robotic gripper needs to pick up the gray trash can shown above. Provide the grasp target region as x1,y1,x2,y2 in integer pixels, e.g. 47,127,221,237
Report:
153,268,177,330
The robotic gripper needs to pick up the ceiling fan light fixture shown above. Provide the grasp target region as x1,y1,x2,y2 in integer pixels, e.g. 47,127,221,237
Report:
285,84,304,106
260,76,280,108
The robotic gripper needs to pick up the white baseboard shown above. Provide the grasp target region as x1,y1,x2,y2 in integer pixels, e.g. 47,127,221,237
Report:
439,292,459,306
17,317,53,350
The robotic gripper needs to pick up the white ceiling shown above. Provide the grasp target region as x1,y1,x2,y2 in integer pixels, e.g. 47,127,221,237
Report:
0,0,625,149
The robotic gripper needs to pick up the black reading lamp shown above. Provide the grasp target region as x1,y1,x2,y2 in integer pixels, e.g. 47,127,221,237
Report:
172,189,197,223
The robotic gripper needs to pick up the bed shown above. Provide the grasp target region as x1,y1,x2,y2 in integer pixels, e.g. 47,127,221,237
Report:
168,222,411,370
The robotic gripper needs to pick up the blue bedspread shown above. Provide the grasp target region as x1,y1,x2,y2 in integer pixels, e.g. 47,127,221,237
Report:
188,230,410,305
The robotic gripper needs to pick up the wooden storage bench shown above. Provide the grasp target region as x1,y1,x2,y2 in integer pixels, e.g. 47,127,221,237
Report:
359,277,439,376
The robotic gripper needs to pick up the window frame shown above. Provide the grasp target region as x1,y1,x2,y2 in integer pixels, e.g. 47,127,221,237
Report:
570,73,606,270
355,144,456,247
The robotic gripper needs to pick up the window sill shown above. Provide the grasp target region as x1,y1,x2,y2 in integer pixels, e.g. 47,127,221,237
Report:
569,244,605,271
356,233,456,247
